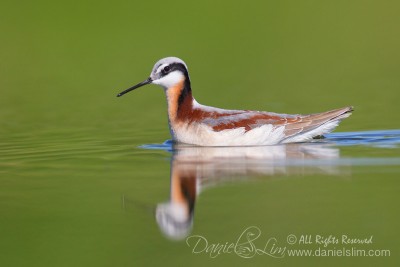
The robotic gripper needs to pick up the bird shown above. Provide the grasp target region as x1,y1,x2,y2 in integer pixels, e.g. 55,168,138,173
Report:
117,57,353,146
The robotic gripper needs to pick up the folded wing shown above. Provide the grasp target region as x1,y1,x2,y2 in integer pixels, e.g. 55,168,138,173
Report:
200,106,353,138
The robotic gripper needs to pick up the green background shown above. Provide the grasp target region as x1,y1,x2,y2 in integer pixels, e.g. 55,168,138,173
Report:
1,0,399,266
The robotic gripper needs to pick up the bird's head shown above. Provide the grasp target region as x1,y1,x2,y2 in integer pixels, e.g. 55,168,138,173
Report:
117,57,190,97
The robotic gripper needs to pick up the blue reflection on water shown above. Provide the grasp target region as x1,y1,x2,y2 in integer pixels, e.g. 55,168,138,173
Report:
325,129,400,148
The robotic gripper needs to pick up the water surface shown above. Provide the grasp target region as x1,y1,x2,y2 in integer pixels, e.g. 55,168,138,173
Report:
1,129,399,266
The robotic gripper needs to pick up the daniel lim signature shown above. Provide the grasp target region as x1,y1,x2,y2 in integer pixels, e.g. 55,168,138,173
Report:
186,226,286,258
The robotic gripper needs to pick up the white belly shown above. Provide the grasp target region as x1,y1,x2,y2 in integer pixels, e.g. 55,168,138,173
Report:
170,122,286,146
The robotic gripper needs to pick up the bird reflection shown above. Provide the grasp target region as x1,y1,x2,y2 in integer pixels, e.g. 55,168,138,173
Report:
155,142,348,240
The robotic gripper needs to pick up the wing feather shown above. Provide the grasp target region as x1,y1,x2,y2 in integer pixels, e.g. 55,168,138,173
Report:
194,102,353,138
283,107,353,137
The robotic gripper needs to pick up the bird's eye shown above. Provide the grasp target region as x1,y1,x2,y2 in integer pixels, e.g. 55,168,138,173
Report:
163,66,171,72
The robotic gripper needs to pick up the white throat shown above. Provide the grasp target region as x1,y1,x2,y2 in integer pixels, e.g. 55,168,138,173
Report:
152,71,185,89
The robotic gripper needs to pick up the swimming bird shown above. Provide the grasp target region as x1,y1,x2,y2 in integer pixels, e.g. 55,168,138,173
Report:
117,57,353,146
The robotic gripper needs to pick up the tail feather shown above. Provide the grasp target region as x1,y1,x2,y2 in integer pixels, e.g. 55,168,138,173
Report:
282,106,353,143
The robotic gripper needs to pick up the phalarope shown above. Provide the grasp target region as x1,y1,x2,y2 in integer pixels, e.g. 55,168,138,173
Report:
117,57,353,146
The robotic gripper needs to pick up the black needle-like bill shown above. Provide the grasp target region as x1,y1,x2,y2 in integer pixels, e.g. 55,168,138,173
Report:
116,77,152,97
